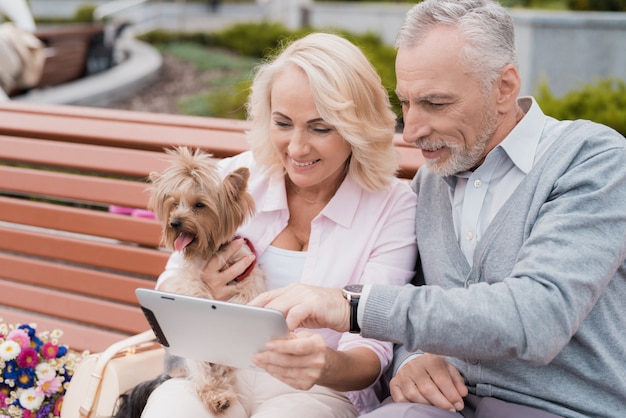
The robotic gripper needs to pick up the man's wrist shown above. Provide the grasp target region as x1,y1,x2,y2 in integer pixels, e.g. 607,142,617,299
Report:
356,284,371,330
342,284,363,333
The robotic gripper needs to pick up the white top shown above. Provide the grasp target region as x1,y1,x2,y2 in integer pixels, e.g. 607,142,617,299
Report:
258,246,306,290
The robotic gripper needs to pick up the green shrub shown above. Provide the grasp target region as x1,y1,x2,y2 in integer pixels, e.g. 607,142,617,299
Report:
179,79,251,119
535,78,626,137
566,0,626,11
73,3,96,23
141,23,402,121
212,22,305,58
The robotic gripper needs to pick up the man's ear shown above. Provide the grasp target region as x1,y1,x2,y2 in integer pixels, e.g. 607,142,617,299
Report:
496,64,521,113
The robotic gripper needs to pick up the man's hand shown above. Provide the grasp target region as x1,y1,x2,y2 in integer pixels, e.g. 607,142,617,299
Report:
249,283,350,332
390,353,467,412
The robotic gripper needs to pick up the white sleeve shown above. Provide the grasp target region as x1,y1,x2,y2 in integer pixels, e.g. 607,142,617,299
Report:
155,251,184,289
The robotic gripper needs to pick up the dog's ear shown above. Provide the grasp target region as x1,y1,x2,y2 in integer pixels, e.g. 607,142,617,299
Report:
222,167,250,199
222,167,255,220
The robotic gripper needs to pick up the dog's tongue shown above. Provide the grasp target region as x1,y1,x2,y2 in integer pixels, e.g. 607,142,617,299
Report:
174,233,194,252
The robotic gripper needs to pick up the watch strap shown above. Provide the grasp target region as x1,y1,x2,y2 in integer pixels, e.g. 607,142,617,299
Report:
348,298,360,333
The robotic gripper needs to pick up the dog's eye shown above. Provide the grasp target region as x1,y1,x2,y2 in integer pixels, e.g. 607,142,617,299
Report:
194,202,205,209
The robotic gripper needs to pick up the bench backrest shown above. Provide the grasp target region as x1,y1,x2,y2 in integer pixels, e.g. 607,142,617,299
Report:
0,101,422,352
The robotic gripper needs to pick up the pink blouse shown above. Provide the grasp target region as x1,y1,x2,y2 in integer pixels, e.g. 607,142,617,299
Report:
157,151,417,413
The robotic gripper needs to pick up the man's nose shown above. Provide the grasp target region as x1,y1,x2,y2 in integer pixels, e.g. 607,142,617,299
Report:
402,107,431,145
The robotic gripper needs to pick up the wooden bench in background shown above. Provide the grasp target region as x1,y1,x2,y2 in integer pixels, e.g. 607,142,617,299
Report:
33,24,108,88
0,101,423,353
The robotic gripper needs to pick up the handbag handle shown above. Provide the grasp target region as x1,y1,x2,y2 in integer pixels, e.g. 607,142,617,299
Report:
79,329,159,417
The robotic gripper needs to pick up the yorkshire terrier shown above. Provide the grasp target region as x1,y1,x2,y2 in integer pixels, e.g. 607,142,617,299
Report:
119,147,265,416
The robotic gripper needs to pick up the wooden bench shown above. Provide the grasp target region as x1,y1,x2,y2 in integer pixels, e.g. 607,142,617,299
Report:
33,24,107,88
0,101,423,353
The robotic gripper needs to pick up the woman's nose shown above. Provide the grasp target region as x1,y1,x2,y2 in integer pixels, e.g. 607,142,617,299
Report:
288,128,311,155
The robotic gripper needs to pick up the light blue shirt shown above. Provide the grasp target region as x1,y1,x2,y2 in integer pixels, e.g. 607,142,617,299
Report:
450,97,556,265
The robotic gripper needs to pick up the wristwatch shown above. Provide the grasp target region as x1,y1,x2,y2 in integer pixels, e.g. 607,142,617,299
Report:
342,284,363,333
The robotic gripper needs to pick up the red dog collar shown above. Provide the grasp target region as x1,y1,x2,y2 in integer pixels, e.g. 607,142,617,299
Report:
233,236,257,282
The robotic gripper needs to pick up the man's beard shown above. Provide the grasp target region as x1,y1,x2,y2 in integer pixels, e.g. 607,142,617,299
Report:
418,112,498,177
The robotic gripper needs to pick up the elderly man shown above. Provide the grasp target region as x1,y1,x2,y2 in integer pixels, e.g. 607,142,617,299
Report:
250,1,626,417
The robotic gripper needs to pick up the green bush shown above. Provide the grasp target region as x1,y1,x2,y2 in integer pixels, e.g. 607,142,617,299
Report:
535,78,626,137
179,80,252,119
73,3,96,23
212,22,303,58
140,23,401,121
566,0,626,11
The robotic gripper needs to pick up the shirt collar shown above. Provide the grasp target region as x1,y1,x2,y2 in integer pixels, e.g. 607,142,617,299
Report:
262,171,360,228
497,96,545,175
443,96,545,188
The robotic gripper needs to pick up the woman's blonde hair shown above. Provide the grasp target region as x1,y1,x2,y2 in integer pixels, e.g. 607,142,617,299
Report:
246,32,398,192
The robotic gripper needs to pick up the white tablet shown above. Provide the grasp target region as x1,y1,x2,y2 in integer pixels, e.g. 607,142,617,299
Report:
135,288,290,368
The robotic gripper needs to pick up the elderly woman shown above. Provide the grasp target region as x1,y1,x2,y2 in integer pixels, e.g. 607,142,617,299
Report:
141,32,417,418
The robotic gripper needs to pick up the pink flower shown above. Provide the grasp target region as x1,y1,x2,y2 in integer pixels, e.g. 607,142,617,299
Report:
16,347,39,369
6,329,30,349
37,375,62,396
41,342,59,360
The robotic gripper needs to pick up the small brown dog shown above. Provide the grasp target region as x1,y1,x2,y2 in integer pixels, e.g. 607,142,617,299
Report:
148,146,266,414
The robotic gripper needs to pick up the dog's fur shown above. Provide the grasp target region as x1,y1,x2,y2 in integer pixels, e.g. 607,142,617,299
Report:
116,147,266,416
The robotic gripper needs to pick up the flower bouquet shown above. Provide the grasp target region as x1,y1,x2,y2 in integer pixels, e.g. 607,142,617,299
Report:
0,320,84,417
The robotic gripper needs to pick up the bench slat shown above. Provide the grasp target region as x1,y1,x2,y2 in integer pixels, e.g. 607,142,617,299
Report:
0,252,154,305
0,196,162,247
0,135,171,178
0,101,252,132
0,279,147,335
0,307,137,353
0,165,150,208
0,110,248,157
0,226,168,278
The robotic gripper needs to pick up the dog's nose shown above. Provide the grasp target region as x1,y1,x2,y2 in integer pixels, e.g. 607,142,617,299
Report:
170,219,181,230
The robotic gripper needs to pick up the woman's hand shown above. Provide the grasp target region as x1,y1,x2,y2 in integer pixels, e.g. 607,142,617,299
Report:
252,331,328,390
201,237,256,300
390,353,467,412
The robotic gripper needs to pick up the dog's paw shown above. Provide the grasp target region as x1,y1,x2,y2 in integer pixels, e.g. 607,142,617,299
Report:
215,398,230,412
199,388,236,415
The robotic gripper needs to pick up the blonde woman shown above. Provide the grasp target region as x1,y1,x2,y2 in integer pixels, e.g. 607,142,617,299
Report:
140,32,417,418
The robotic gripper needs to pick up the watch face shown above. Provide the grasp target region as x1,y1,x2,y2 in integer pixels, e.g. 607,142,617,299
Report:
344,284,364,295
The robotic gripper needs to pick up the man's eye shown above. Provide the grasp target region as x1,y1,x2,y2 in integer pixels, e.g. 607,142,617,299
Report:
427,101,446,109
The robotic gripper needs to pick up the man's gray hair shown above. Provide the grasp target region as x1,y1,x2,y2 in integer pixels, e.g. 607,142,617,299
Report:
396,0,518,90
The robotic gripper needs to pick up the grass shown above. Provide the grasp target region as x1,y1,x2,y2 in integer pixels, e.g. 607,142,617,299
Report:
155,42,258,118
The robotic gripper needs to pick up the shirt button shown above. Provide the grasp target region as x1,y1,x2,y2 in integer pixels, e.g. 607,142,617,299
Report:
465,231,474,240
473,179,482,188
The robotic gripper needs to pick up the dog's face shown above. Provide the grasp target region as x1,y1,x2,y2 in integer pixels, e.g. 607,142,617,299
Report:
149,147,254,260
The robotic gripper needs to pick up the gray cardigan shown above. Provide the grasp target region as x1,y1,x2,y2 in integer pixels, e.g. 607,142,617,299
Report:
363,120,626,417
